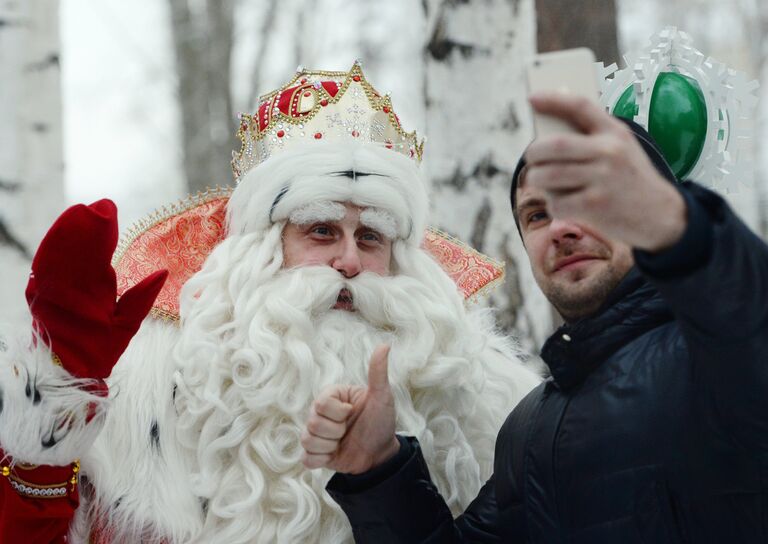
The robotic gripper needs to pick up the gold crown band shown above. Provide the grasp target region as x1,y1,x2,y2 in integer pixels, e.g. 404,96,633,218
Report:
231,60,424,182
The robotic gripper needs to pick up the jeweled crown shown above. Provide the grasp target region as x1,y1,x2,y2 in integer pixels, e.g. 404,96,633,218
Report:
231,60,425,182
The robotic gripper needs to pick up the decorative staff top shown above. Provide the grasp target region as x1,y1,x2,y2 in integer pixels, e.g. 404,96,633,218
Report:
599,26,759,192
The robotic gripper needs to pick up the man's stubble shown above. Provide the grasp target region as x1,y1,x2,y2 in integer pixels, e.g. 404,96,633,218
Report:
538,242,632,322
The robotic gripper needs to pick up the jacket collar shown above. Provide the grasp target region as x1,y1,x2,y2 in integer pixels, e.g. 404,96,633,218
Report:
540,267,674,391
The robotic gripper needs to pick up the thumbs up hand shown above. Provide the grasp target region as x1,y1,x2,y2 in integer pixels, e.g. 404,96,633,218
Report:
301,345,400,474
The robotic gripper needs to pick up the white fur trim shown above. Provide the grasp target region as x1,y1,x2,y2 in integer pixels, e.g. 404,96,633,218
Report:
0,323,108,466
359,208,397,240
228,141,429,244
83,318,203,543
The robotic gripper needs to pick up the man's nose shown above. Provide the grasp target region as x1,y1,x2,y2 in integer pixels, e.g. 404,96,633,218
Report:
332,237,362,278
549,218,584,243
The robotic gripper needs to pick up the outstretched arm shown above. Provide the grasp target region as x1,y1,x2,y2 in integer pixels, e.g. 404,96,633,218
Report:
525,94,768,450
633,182,768,450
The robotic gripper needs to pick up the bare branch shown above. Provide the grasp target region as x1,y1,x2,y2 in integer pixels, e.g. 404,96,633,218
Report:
25,52,60,72
169,0,236,193
426,15,489,61
206,0,235,124
0,179,21,192
493,233,524,334
0,17,25,30
293,0,308,69
470,198,492,253
0,217,31,259
247,0,279,110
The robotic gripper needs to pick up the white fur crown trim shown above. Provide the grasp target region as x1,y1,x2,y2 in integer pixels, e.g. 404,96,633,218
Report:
227,141,429,245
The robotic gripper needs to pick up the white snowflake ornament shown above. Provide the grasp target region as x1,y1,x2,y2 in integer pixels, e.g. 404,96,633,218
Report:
598,27,759,192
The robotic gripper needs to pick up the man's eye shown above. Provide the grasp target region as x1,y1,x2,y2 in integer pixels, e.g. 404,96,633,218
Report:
527,211,548,225
359,231,382,244
310,225,332,236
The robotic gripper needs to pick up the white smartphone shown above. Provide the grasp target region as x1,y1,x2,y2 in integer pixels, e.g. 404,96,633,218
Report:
526,47,600,138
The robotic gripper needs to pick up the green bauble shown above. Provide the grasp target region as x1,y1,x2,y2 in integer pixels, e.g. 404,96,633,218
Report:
612,72,707,179
613,85,639,119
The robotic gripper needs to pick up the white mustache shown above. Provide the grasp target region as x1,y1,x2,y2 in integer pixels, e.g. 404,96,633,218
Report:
266,266,438,332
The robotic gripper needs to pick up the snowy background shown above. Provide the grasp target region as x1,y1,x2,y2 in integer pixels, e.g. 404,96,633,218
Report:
60,0,765,227
2,0,766,348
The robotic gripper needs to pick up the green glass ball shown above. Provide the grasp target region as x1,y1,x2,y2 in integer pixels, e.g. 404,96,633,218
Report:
612,72,707,180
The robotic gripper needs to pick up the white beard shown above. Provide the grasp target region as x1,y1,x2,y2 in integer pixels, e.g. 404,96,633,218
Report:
168,225,540,544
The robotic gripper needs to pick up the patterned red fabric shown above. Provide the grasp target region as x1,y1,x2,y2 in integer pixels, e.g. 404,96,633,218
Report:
114,196,229,321
24,200,168,379
114,195,504,320
422,229,505,299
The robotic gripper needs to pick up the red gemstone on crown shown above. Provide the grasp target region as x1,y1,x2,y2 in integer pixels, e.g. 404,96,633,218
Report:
320,99,329,107
352,130,360,137
277,130,285,138
353,75,361,82
300,78,307,84
382,106,390,113
321,81,340,97
314,132,323,139
303,91,311,97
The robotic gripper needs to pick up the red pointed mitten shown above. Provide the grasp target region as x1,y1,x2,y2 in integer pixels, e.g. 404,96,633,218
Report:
25,200,168,380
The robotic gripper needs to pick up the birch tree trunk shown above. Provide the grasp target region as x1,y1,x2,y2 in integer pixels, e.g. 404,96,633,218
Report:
0,0,64,322
422,0,552,351
741,0,768,237
757,5,768,238
169,0,236,194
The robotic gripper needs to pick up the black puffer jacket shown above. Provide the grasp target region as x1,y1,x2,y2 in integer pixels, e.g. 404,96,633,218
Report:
327,182,768,543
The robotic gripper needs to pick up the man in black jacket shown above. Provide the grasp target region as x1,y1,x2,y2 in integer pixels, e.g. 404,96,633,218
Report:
300,92,768,543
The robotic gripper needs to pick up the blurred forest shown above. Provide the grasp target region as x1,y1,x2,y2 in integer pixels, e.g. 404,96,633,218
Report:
1,0,766,350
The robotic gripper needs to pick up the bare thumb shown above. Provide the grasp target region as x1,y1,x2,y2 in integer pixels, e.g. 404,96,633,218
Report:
367,344,391,395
